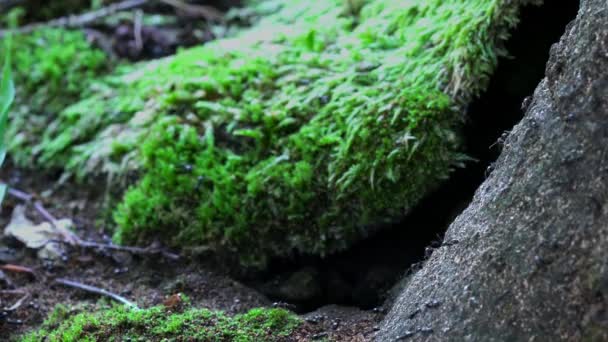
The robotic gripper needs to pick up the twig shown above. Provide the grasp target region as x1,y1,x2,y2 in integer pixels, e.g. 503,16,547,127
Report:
0,264,35,276
159,0,223,22
7,185,79,244
5,185,180,260
0,289,26,295
76,240,181,260
9,188,74,242
6,185,52,219
7,188,32,201
55,278,138,309
46,238,180,261
0,0,150,37
0,0,226,38
1,294,28,326
33,200,79,245
32,200,56,222
133,9,144,53
5,293,28,311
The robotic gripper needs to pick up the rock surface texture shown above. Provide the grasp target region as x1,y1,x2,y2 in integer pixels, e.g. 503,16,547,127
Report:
379,0,608,340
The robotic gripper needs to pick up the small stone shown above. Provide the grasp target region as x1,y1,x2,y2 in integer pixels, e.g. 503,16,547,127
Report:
113,267,128,275
419,327,434,335
0,245,20,263
305,315,324,324
312,332,328,340
425,300,442,309
372,307,387,314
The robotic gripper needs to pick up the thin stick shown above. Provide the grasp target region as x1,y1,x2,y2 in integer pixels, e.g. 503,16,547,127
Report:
7,184,77,244
0,0,226,38
159,0,223,21
33,200,79,245
0,289,26,295
32,200,57,222
0,0,150,37
76,240,181,260
5,294,28,311
133,9,144,53
0,264,35,276
5,184,180,260
7,188,32,201
55,278,138,309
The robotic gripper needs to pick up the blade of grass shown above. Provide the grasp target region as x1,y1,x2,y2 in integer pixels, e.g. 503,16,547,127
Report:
0,35,15,136
0,184,5,204
0,35,14,205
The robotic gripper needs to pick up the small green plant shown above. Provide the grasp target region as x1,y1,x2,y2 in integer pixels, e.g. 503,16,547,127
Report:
22,305,300,341
0,36,15,205
2,28,109,170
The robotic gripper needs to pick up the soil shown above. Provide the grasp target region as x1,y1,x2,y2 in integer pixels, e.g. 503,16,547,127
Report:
0,164,383,340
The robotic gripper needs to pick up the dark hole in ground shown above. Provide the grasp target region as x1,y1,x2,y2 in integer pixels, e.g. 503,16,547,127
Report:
249,1,580,313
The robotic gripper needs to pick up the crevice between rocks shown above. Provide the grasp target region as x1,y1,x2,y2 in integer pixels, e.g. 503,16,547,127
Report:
245,0,580,313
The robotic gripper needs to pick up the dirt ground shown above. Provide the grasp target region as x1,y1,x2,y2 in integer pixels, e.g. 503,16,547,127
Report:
0,165,382,340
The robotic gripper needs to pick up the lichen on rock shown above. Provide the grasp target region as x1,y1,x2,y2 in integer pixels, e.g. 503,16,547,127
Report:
3,0,534,267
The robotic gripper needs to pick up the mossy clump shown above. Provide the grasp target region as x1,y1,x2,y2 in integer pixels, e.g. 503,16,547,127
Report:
22,305,300,342
5,0,533,267
112,0,527,266
0,28,110,169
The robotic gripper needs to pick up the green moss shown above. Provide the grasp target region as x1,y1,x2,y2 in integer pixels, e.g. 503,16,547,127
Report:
112,0,526,266
22,305,300,342
5,0,533,266
0,28,110,169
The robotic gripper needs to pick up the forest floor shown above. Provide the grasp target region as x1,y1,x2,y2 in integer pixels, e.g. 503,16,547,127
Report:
0,1,392,339
0,165,382,340
0,0,577,339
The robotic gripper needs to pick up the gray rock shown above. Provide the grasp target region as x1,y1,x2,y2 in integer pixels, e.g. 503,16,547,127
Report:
379,1,608,340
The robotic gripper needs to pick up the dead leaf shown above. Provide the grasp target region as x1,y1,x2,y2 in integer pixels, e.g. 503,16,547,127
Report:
163,293,184,311
4,205,73,262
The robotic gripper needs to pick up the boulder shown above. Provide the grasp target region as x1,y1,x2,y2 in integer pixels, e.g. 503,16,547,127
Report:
3,0,541,267
379,0,608,340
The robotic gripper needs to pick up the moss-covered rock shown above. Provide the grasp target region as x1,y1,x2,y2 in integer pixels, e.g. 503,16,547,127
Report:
1,28,111,169
4,0,535,267
22,304,299,341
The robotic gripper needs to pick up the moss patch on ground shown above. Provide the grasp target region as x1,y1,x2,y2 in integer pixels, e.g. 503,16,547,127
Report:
3,0,535,267
21,304,299,342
